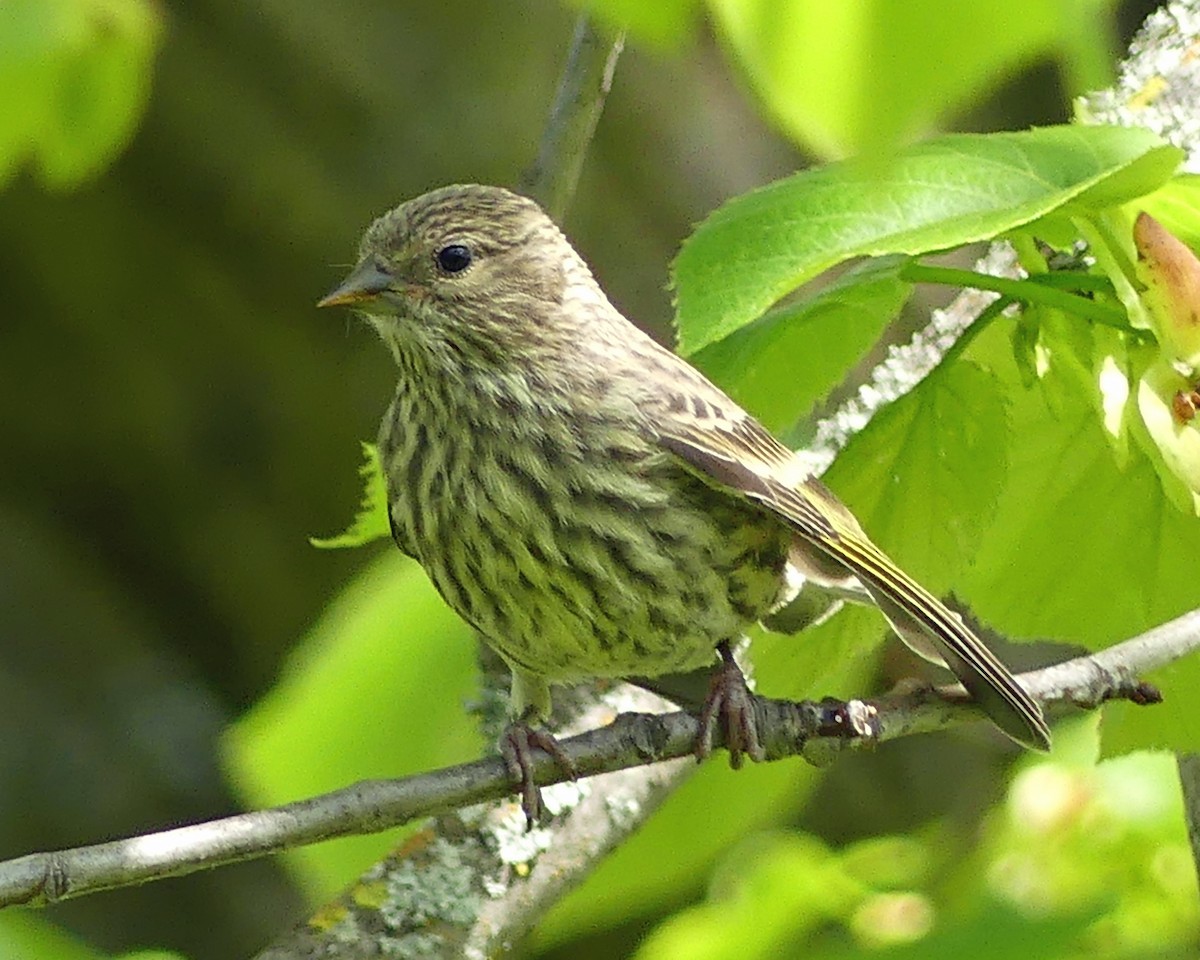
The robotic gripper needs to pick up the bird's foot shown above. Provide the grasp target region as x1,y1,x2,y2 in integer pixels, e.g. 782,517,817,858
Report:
696,641,766,768
500,721,576,828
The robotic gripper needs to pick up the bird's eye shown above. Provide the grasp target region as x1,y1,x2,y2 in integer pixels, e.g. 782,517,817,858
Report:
436,244,473,274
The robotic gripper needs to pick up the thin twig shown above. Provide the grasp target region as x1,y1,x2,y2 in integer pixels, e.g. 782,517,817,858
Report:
1,606,1194,912
518,15,625,219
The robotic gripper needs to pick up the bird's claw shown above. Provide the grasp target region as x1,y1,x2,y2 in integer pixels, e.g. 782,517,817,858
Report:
696,643,766,768
500,721,576,828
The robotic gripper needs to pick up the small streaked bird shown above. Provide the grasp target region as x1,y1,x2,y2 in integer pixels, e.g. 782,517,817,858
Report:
319,184,1050,818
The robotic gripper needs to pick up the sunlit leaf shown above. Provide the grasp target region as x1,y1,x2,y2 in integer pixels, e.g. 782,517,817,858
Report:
1129,174,1200,251
957,319,1200,754
0,0,161,189
693,256,911,433
822,361,1010,592
310,443,391,549
707,0,1093,158
674,125,1179,355
223,553,480,899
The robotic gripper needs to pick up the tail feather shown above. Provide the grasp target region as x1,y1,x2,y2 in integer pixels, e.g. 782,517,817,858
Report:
833,536,1051,751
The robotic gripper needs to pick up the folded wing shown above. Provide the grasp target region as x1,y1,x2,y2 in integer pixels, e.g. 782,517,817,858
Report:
654,407,1050,751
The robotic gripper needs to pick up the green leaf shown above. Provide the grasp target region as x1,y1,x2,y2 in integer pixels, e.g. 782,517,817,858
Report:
631,833,861,960
310,442,391,549
820,361,1010,592
1066,141,1188,211
964,318,1200,648
674,125,1179,356
627,740,1194,959
957,320,1200,754
0,0,161,190
692,256,911,433
707,0,1107,159
563,0,700,48
222,552,480,900
0,913,105,960
1128,173,1200,251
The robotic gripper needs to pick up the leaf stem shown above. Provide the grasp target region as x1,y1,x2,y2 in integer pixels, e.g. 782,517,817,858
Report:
900,262,1129,329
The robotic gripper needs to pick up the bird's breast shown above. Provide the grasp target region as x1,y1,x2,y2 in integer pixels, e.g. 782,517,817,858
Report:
378,372,791,682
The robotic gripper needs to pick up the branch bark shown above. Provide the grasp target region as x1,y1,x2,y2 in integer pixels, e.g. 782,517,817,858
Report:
0,607,1193,919
518,16,624,220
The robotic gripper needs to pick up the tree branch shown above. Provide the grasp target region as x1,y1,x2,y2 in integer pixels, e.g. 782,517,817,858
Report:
0,606,1193,918
518,15,625,220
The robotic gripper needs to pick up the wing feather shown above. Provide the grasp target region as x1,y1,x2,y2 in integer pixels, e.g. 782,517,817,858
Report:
654,410,1050,751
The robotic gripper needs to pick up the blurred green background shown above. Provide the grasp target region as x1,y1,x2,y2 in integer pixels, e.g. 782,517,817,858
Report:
0,1,1192,958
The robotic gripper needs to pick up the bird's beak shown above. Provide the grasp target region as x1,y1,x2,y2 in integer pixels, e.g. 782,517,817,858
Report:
317,260,394,308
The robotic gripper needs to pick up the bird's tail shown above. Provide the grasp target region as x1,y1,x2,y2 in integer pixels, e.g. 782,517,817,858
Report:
795,532,1051,751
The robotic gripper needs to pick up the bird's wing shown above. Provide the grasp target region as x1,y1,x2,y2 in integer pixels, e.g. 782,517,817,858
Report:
651,393,1050,751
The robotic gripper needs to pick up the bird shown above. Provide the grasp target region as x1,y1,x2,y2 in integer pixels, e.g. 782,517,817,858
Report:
318,184,1050,819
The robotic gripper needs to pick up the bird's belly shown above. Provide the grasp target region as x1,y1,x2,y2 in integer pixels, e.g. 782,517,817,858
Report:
426,510,781,682
393,470,787,681
385,432,789,682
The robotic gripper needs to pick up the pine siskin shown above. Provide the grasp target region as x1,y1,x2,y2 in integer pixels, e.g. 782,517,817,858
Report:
319,184,1050,817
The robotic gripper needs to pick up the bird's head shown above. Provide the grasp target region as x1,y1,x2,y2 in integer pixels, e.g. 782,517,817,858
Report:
318,184,597,367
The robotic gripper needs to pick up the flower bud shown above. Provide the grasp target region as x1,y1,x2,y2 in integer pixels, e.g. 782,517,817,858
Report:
1133,212,1200,371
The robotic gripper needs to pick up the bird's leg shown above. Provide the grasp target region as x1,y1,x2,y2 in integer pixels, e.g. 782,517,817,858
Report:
696,640,766,768
499,714,577,828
